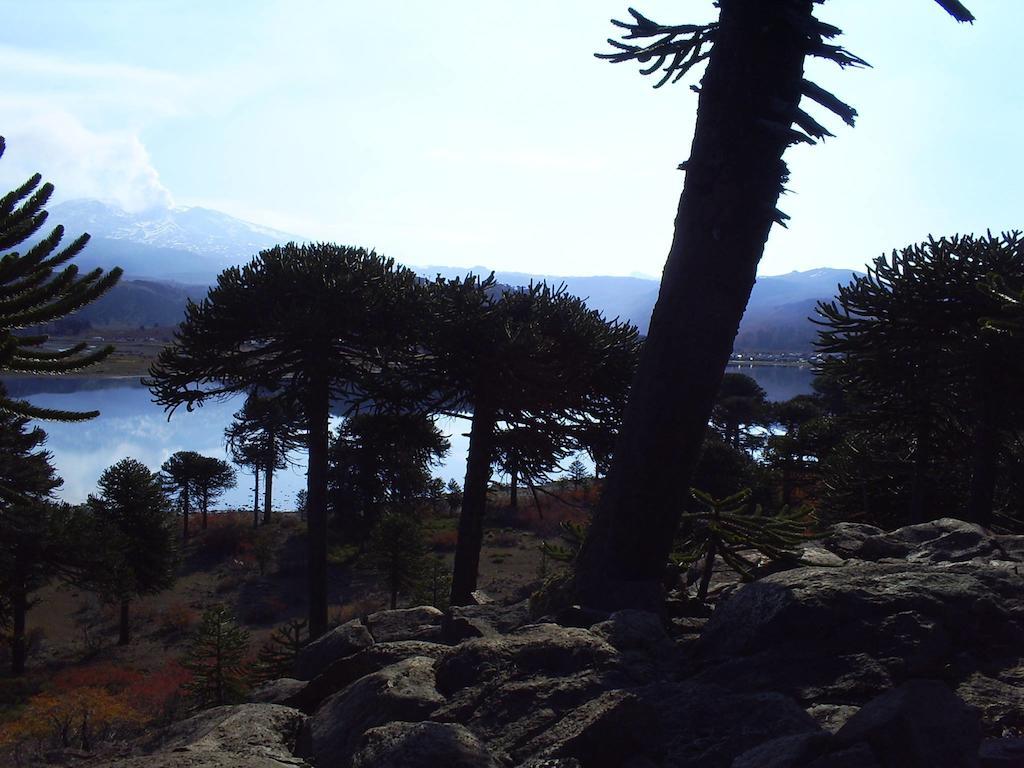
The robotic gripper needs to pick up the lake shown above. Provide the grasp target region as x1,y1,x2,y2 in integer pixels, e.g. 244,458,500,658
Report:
2,364,813,509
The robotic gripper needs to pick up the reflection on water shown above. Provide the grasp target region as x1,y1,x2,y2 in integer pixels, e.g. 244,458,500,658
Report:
3,365,811,507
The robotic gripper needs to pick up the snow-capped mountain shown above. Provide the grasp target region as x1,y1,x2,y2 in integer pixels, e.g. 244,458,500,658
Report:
48,199,302,266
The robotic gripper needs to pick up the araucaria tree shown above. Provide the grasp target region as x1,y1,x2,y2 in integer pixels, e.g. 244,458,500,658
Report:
192,455,236,529
225,389,303,526
146,244,423,638
0,136,122,419
161,450,205,540
182,605,251,709
367,511,427,610
84,458,177,645
815,233,1024,528
576,0,975,609
421,277,639,605
0,385,68,674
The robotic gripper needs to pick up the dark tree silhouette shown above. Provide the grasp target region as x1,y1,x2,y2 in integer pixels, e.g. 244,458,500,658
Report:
576,0,974,609
85,458,177,645
192,456,236,530
161,450,205,541
0,385,67,674
182,605,251,709
419,277,639,605
0,137,122,420
146,244,423,638
224,389,303,525
815,233,1024,527
366,511,427,610
710,373,769,452
327,412,448,544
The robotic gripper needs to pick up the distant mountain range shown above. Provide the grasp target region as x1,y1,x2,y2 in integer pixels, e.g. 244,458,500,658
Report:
44,199,862,351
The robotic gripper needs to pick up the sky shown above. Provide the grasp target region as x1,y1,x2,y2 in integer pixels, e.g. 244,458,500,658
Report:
0,1,1020,278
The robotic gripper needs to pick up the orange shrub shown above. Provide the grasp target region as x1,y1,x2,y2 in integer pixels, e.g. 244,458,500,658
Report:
160,601,198,633
429,529,459,552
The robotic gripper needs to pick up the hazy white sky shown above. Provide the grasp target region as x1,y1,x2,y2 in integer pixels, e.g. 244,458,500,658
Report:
0,1,1019,278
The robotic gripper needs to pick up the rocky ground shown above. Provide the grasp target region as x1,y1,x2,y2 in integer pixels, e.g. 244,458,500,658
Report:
92,518,1024,767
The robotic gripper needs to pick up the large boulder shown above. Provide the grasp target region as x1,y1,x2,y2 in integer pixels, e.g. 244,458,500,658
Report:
444,600,531,641
833,679,981,768
852,518,1002,564
250,677,305,705
301,656,445,767
435,623,619,696
295,618,373,680
695,559,1024,723
366,606,445,643
286,640,448,713
351,722,503,768
96,704,307,768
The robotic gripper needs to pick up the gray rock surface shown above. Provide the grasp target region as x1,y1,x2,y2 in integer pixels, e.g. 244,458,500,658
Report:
249,677,305,705
833,679,981,768
302,656,445,767
294,618,373,680
351,721,502,768
286,639,448,713
96,704,308,768
366,605,445,643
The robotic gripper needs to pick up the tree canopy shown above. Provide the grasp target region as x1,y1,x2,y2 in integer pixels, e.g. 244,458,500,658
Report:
0,136,122,420
146,243,424,638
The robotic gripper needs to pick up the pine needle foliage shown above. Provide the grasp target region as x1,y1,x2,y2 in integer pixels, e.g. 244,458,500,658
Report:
181,605,252,709
541,519,589,564
254,618,307,682
0,136,122,420
673,488,814,601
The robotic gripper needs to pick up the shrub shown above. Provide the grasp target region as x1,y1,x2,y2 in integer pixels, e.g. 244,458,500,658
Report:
160,601,198,633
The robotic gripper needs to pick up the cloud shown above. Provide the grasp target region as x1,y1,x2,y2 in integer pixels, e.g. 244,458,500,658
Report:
0,110,173,212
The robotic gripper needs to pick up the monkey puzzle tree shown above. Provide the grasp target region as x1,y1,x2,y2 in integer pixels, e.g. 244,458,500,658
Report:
0,385,67,674
0,136,122,420
161,450,205,541
85,458,177,645
224,389,303,525
192,456,236,529
815,233,1024,527
419,276,639,605
146,244,423,638
576,0,975,609
327,412,448,543
710,373,770,453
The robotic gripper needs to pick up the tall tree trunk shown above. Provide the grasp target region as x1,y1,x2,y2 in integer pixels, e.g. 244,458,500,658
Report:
182,487,191,541
118,599,130,645
509,453,518,511
450,404,497,605
576,0,810,610
253,466,260,529
306,372,331,638
201,488,209,530
967,394,999,528
11,587,27,675
264,437,275,525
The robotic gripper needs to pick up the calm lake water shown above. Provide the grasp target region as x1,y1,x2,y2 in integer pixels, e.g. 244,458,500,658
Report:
2,364,812,509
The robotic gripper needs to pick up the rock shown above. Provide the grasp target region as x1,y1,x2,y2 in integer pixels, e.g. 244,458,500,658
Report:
995,536,1024,563
519,689,657,766
731,732,832,768
295,618,373,680
644,682,821,768
366,606,445,643
285,640,448,714
804,743,881,768
833,679,981,768
517,759,582,768
819,523,884,559
351,722,502,768
98,703,308,767
590,610,668,654
301,656,445,767
696,560,1024,717
435,623,619,697
980,737,1024,768
956,673,1024,737
444,600,531,642
249,677,305,705
858,518,998,564
806,704,861,734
